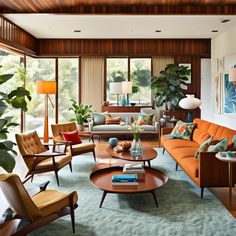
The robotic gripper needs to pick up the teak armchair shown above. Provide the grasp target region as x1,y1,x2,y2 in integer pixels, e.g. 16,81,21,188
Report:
51,122,96,162
0,173,78,235
15,131,72,186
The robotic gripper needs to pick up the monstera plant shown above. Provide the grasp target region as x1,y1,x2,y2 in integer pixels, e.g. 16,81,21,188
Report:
0,66,31,172
151,63,190,110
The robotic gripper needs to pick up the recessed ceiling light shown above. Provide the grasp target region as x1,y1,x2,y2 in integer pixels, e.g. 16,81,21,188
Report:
211,30,218,33
221,19,231,23
155,30,161,33
74,30,81,33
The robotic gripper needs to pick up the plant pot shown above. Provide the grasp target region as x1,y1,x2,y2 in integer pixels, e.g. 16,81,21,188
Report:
77,124,84,132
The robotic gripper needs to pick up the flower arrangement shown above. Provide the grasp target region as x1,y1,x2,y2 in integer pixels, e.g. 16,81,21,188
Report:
128,121,144,140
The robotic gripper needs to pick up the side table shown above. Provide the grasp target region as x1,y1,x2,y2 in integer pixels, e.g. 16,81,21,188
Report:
215,152,236,202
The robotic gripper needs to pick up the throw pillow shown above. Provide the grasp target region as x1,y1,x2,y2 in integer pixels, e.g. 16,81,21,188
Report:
194,136,213,158
207,138,229,152
232,134,236,149
169,120,196,140
61,130,82,145
93,112,106,125
137,114,154,125
105,116,121,125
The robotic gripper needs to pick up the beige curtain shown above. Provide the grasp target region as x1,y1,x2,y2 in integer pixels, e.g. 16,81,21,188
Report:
81,56,104,112
152,56,174,76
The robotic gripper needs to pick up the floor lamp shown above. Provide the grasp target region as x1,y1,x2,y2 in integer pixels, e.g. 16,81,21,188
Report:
179,94,201,123
36,81,57,143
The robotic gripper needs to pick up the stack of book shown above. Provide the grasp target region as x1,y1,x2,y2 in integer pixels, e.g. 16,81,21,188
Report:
112,174,138,186
123,164,145,181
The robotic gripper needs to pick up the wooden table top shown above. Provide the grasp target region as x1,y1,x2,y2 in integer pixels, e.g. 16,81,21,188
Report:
106,146,157,162
90,166,168,194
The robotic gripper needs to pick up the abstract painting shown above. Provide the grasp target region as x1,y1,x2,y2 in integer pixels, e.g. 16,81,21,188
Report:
223,73,236,114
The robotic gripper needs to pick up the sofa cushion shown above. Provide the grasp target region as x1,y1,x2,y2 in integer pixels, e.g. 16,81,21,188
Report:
93,112,106,125
180,157,199,178
92,124,155,132
168,120,196,140
208,138,228,152
192,128,210,145
105,116,121,124
171,147,198,162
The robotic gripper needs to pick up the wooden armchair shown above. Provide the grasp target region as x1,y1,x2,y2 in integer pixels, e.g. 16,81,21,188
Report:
0,173,78,235
51,122,96,162
15,131,72,186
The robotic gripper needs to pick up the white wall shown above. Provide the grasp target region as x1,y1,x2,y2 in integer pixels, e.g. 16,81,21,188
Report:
201,58,212,121
211,25,236,130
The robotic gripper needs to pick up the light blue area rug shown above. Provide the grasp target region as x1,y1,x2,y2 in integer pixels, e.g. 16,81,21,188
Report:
27,148,236,236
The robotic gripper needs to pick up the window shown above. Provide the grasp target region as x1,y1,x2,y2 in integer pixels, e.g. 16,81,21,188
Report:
106,58,128,104
26,57,56,137
106,57,151,105
58,58,79,123
0,48,22,134
130,58,151,105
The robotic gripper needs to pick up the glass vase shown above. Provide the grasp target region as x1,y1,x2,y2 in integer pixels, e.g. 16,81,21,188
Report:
130,133,143,157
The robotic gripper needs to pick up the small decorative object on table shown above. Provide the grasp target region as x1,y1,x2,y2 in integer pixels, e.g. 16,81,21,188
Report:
119,141,131,151
108,137,118,148
128,121,144,157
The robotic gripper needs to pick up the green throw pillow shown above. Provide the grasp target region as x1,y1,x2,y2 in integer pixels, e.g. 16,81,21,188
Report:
169,120,196,140
194,136,213,158
93,112,105,125
232,134,236,149
207,138,228,152
137,114,154,125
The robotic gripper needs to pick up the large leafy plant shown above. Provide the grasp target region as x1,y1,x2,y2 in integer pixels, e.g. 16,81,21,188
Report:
69,99,93,125
0,66,31,172
151,64,190,109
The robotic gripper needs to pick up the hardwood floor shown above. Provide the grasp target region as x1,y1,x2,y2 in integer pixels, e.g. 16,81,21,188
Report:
0,137,236,219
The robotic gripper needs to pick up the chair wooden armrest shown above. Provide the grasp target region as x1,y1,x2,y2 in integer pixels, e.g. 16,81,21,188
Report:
53,139,72,153
26,181,50,197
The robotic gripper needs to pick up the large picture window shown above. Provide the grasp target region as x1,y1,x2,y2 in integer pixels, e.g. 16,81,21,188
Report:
106,57,151,105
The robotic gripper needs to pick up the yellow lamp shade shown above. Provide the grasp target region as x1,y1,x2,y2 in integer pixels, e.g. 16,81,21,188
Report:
36,81,57,94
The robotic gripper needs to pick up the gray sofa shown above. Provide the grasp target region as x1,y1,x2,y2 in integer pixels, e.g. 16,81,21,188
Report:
88,112,159,139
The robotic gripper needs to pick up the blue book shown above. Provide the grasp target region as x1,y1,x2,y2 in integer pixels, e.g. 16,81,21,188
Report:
112,174,137,182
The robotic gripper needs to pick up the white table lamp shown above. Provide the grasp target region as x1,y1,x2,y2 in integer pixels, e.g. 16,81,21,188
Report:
109,82,122,105
179,94,201,122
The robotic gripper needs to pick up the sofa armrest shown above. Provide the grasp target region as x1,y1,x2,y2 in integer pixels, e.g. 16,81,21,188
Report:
198,152,236,187
161,127,173,136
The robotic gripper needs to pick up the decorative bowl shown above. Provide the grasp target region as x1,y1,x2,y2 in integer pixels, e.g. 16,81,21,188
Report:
130,102,136,106
119,141,131,151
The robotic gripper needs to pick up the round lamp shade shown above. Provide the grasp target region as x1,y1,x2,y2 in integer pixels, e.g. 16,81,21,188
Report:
109,82,122,94
179,94,201,110
122,81,132,94
229,68,236,82
36,81,57,94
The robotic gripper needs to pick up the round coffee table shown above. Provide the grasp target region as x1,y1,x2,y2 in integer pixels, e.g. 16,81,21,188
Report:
90,166,168,208
106,146,157,167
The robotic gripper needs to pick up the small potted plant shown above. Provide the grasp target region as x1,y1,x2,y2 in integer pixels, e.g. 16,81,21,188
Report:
69,99,93,131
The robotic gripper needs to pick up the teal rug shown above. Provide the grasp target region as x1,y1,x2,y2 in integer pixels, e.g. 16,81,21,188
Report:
27,148,236,236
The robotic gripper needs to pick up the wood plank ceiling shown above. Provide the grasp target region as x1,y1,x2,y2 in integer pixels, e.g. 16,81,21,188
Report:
1,0,236,14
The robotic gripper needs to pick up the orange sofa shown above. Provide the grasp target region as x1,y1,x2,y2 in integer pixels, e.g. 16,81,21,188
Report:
161,118,236,198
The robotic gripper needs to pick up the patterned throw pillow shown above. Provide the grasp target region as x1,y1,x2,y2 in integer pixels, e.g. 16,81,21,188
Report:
232,135,236,149
137,114,154,125
207,138,229,152
194,137,213,158
169,120,196,140
105,117,121,125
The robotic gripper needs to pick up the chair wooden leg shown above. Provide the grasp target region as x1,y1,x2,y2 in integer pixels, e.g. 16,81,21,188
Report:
175,163,178,171
31,174,34,183
162,148,165,154
201,187,204,199
92,149,96,162
70,203,75,233
54,171,60,186
69,162,73,172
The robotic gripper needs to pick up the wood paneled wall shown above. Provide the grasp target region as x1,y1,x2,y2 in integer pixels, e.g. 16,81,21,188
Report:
37,39,211,57
0,16,37,55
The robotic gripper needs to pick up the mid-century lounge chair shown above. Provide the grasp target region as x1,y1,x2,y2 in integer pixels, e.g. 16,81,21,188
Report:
51,122,96,162
15,131,72,186
0,173,78,235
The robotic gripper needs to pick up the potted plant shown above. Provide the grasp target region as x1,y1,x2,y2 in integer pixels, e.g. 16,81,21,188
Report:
151,63,190,110
0,66,31,173
69,99,93,131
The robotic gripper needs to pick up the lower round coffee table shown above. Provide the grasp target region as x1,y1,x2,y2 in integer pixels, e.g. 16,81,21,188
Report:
90,166,168,208
106,146,157,167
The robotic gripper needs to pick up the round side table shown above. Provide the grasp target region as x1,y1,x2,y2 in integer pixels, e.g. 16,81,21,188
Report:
215,152,236,202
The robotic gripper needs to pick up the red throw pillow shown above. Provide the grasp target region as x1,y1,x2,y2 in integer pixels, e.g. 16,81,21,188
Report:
61,130,82,145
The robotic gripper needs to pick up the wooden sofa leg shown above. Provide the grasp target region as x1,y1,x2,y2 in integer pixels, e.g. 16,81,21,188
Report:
69,162,73,172
201,187,204,199
175,163,178,171
93,149,96,162
162,148,165,154
70,201,76,233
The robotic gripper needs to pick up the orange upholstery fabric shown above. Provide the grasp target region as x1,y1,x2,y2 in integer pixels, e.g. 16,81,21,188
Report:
171,147,198,162
51,122,77,141
180,157,199,179
192,128,210,145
